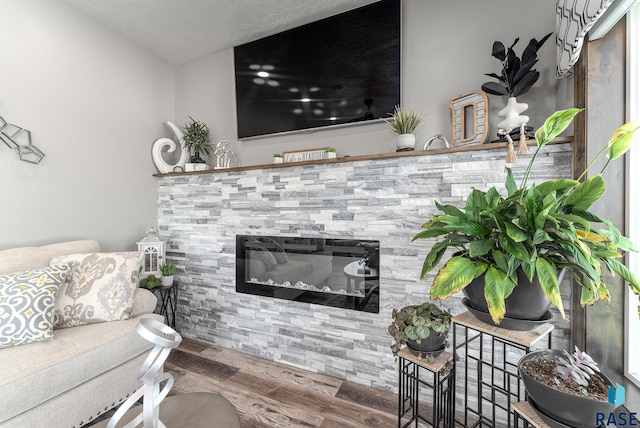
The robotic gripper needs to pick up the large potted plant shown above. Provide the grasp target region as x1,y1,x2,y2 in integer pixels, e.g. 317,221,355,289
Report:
413,108,640,326
518,347,617,427
388,302,451,360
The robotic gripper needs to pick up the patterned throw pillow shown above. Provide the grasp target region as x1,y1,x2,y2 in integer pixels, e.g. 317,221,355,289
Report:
0,264,71,348
49,252,141,328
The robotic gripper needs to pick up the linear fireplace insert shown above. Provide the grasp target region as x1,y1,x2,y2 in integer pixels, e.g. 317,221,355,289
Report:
236,235,380,313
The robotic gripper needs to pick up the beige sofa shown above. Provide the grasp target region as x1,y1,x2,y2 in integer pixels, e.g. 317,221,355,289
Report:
0,240,164,428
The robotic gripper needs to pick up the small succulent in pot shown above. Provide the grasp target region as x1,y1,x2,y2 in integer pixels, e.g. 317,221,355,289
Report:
388,302,451,358
325,147,336,153
519,348,616,427
555,346,600,390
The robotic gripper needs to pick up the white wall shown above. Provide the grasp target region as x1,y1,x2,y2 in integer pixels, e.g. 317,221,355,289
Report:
0,0,175,251
176,0,561,167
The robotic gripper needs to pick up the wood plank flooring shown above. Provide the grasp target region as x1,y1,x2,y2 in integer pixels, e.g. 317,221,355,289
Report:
165,338,399,428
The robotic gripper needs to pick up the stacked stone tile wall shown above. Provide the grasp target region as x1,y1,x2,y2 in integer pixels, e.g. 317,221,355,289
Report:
157,144,573,393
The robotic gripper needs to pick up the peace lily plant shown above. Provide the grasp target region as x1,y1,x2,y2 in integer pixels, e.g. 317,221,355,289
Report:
413,108,640,324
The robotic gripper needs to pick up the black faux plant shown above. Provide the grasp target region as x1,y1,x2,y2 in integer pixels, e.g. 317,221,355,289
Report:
482,33,553,98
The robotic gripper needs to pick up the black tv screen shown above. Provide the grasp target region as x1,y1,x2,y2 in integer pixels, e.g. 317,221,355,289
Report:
233,0,401,139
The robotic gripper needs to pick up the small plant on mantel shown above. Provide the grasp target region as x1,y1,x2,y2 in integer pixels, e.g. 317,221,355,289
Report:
182,116,213,163
412,108,640,325
387,105,424,135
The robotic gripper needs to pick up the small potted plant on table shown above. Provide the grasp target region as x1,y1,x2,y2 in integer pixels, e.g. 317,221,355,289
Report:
273,153,283,164
160,263,176,287
388,302,451,362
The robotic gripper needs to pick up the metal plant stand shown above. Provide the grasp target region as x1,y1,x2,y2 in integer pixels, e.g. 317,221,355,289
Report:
397,348,454,428
452,311,554,428
151,282,178,328
512,402,550,428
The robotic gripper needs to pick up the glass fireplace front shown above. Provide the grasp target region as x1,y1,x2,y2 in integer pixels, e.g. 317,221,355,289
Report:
236,235,380,313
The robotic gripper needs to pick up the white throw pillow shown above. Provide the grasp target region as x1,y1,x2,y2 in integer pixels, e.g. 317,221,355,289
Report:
50,252,141,328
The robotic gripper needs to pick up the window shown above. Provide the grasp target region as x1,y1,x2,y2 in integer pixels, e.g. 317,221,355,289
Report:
625,2,640,388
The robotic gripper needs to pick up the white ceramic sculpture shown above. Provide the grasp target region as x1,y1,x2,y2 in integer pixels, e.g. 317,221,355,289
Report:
151,121,189,173
497,97,529,133
213,139,235,169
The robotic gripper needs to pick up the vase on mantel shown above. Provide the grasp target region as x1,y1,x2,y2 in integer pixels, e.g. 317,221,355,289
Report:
497,97,529,132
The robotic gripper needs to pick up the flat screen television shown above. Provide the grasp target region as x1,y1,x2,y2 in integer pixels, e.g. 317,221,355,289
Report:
233,0,401,139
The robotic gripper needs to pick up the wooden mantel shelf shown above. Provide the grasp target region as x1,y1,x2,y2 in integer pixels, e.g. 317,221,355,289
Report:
153,137,573,178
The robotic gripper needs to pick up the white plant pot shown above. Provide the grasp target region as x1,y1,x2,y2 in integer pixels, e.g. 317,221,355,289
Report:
396,134,416,151
497,97,529,132
273,157,283,164
161,275,174,287
326,152,337,159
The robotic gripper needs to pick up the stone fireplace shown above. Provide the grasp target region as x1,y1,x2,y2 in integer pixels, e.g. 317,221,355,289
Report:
156,144,573,392
236,235,380,313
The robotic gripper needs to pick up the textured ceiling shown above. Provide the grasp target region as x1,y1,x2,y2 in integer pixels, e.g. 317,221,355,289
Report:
62,0,378,65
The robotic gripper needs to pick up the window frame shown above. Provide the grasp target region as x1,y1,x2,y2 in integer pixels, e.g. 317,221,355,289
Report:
625,2,640,389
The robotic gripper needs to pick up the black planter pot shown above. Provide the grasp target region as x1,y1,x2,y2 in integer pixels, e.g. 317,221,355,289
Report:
406,332,447,358
518,350,615,428
463,268,553,321
190,154,205,163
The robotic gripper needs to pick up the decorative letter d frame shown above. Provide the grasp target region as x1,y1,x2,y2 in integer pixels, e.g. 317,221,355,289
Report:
449,91,489,147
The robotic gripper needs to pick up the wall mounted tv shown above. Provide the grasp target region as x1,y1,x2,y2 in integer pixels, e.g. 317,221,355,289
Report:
233,0,401,139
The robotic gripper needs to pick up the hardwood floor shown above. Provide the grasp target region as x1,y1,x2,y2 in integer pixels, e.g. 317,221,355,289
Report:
165,338,399,428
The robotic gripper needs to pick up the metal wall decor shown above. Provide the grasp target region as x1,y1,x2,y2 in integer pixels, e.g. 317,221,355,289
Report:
0,115,44,164
449,91,489,146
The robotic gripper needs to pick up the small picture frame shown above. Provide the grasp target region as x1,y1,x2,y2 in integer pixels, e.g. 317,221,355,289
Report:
283,148,328,163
